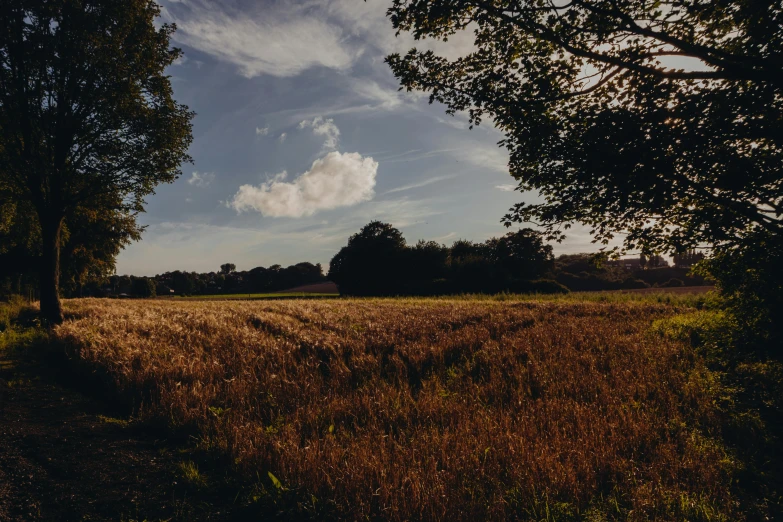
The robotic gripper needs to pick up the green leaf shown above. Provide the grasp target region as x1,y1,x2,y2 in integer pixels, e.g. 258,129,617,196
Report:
268,471,282,490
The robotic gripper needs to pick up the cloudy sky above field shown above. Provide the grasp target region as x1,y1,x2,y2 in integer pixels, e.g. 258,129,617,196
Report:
116,0,600,276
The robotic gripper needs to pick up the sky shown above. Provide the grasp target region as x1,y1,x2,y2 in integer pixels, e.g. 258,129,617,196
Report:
116,0,604,276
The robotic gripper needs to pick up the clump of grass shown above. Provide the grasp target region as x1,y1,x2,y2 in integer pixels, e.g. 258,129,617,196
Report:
650,310,733,350
97,415,130,427
0,295,35,332
56,297,738,520
177,460,207,489
1,297,45,353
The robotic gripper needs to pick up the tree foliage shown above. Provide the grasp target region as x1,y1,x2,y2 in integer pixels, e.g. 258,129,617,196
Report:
385,0,783,254
328,221,558,296
0,0,193,322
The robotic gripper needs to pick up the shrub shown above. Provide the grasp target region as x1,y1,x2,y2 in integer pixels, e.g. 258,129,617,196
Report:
699,232,783,350
527,279,570,294
621,278,650,290
661,278,685,288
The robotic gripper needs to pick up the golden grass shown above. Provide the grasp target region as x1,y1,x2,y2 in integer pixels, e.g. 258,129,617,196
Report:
55,298,735,520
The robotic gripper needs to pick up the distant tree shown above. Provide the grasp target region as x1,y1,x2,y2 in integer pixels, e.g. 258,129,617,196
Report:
386,0,783,256
131,277,156,298
0,0,193,323
406,240,449,284
329,221,407,296
489,229,554,281
220,263,237,275
171,271,195,296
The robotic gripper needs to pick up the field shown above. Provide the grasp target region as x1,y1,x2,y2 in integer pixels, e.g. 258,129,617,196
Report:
50,296,741,521
172,292,339,300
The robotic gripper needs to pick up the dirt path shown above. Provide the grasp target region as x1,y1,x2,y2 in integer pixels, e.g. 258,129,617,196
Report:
0,347,238,522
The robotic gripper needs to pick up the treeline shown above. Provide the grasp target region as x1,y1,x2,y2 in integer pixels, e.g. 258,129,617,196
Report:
327,221,708,297
554,254,708,291
91,262,326,298
328,221,566,296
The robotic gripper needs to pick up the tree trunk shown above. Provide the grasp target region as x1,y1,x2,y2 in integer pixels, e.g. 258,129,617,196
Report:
40,215,64,325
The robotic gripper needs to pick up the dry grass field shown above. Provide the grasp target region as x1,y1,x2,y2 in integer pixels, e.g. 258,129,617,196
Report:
53,298,735,521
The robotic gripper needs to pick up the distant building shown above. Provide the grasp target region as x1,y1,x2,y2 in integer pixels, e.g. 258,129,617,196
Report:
605,255,669,270
673,249,705,268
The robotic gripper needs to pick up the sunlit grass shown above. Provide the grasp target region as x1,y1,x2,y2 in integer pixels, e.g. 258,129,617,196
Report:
53,296,738,520
171,292,338,300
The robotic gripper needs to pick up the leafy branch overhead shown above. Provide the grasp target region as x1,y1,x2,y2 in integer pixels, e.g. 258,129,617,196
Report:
385,0,783,252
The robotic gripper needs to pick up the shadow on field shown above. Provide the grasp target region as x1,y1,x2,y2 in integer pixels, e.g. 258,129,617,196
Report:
0,322,262,521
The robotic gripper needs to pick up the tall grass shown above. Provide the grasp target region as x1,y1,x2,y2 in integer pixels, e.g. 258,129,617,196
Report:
55,298,735,520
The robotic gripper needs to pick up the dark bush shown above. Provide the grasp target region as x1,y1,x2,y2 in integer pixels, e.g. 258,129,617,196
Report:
621,278,650,290
661,278,685,288
700,233,783,349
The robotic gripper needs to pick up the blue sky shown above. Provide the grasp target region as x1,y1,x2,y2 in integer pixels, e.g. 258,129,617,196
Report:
116,0,602,276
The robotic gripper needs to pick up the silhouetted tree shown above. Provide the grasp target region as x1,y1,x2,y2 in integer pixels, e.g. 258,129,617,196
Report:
329,221,407,296
0,0,193,323
220,263,237,275
131,277,156,298
406,240,449,285
489,229,554,281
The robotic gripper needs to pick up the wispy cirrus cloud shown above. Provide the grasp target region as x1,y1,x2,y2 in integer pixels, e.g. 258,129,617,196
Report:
161,1,360,78
255,126,269,136
230,151,378,218
495,184,517,192
384,174,458,195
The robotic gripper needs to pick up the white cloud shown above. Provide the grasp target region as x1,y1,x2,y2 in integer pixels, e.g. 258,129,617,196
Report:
187,171,215,187
255,126,269,136
351,81,405,111
457,144,510,174
230,151,378,218
384,174,458,194
495,184,517,192
278,132,287,143
161,2,359,78
432,232,457,243
299,116,340,151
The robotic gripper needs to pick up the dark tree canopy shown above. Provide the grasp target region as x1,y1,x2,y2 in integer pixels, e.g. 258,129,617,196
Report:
329,222,558,296
328,221,408,296
0,0,193,322
0,192,141,297
386,0,783,254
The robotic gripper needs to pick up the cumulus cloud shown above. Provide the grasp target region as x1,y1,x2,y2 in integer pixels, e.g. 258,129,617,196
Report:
161,1,359,78
187,171,215,187
278,132,287,143
255,126,269,136
230,151,378,218
299,116,340,151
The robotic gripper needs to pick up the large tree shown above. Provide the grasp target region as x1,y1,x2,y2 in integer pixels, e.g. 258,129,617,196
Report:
386,0,783,254
0,0,193,323
328,221,408,296
0,192,141,298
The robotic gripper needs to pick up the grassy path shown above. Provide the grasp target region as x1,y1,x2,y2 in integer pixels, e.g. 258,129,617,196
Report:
0,338,238,521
